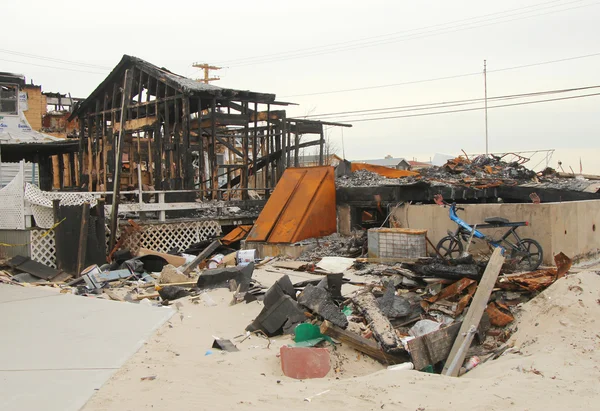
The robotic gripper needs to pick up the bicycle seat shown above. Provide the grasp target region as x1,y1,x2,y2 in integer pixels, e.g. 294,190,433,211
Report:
484,216,509,224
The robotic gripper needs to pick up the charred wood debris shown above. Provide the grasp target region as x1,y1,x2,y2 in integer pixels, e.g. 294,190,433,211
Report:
0,154,591,376
0,228,574,377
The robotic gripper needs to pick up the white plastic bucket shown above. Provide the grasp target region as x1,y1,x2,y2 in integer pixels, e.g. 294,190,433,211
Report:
237,249,256,266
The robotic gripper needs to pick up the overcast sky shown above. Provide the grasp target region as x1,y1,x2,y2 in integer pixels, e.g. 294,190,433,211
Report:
3,0,599,173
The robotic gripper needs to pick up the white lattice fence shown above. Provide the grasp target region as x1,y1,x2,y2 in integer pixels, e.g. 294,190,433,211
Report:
28,220,221,268
30,229,56,268
120,221,222,255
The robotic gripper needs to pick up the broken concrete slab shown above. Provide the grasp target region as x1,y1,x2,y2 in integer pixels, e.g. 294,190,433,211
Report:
197,262,254,289
159,264,191,284
298,284,348,329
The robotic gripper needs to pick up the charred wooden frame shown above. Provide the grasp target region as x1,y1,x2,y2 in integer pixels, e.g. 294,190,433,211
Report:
70,55,350,200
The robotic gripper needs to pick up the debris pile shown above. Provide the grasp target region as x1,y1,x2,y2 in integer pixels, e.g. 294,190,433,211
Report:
336,154,600,193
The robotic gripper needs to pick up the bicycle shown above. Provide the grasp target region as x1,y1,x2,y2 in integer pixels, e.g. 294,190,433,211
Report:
433,195,543,271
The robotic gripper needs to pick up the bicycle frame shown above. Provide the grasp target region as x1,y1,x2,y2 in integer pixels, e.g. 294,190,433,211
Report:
448,203,528,254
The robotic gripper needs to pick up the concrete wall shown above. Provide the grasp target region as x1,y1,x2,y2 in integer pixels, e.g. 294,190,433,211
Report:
392,200,600,265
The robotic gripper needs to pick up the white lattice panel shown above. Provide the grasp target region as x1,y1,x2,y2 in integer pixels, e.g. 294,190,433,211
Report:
0,164,25,229
121,221,222,254
25,183,99,208
30,229,56,268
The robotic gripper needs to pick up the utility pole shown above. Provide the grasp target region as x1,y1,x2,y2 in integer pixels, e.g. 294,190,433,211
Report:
192,63,222,84
484,60,489,156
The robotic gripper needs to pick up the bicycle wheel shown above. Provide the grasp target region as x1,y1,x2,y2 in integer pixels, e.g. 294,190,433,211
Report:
512,238,543,271
436,236,464,259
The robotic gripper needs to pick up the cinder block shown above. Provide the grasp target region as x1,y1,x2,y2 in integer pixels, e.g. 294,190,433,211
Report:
280,346,330,379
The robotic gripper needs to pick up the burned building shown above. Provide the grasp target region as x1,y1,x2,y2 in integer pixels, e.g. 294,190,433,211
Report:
69,55,349,200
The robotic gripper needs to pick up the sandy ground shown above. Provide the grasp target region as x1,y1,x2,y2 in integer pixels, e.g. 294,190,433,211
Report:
83,268,600,411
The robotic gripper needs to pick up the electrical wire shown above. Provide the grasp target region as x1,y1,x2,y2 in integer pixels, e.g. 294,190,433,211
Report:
0,49,112,70
282,51,600,98
330,92,600,123
303,85,600,118
217,0,569,65
0,58,108,75
222,0,598,67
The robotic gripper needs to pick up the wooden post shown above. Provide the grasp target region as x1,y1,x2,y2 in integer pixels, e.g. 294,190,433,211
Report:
52,199,62,271
87,112,93,191
319,125,324,166
78,118,85,186
442,248,505,376
197,97,205,195
294,129,300,167
253,102,258,190
95,99,101,190
182,239,221,275
108,69,134,252
182,97,192,189
210,98,217,199
320,321,406,364
280,112,287,178
76,202,90,276
242,101,249,200
102,92,109,189
265,104,270,197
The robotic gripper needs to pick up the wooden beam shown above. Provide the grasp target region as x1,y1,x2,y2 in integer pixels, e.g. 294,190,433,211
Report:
210,98,217,199
112,116,158,132
353,291,403,353
108,69,134,252
76,202,90,276
181,239,220,275
320,321,406,364
442,248,505,376
407,322,461,370
182,97,192,189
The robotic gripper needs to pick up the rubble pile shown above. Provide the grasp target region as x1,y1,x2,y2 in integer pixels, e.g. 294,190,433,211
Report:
337,154,600,192
0,232,574,380
336,169,410,187
297,232,367,261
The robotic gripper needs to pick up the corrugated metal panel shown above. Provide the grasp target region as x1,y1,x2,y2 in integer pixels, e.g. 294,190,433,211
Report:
0,162,38,187
0,229,30,259
246,166,337,244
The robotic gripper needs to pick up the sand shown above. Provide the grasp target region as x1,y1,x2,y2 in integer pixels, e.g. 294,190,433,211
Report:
83,269,600,411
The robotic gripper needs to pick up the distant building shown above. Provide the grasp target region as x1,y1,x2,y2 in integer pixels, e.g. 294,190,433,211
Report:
353,155,411,170
297,154,342,167
408,160,433,170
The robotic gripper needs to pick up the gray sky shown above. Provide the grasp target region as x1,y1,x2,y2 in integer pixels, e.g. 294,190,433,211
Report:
4,0,600,173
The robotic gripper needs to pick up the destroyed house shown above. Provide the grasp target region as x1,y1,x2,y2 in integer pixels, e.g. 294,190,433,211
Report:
70,55,349,201
0,72,79,190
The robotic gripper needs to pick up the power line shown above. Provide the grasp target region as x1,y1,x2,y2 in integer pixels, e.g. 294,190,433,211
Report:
0,58,108,75
223,0,598,67
331,92,600,123
0,49,112,70
282,51,600,98
217,0,569,66
303,85,600,119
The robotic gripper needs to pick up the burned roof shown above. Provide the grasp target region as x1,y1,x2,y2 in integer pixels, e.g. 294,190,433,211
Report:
72,55,276,116
0,72,25,87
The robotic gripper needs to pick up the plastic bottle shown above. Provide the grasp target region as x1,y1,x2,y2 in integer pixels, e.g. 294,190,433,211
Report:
387,362,415,371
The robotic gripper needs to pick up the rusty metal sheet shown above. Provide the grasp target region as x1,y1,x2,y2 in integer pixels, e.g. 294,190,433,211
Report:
246,166,337,244
221,225,253,245
486,301,514,327
424,277,476,303
350,162,418,178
